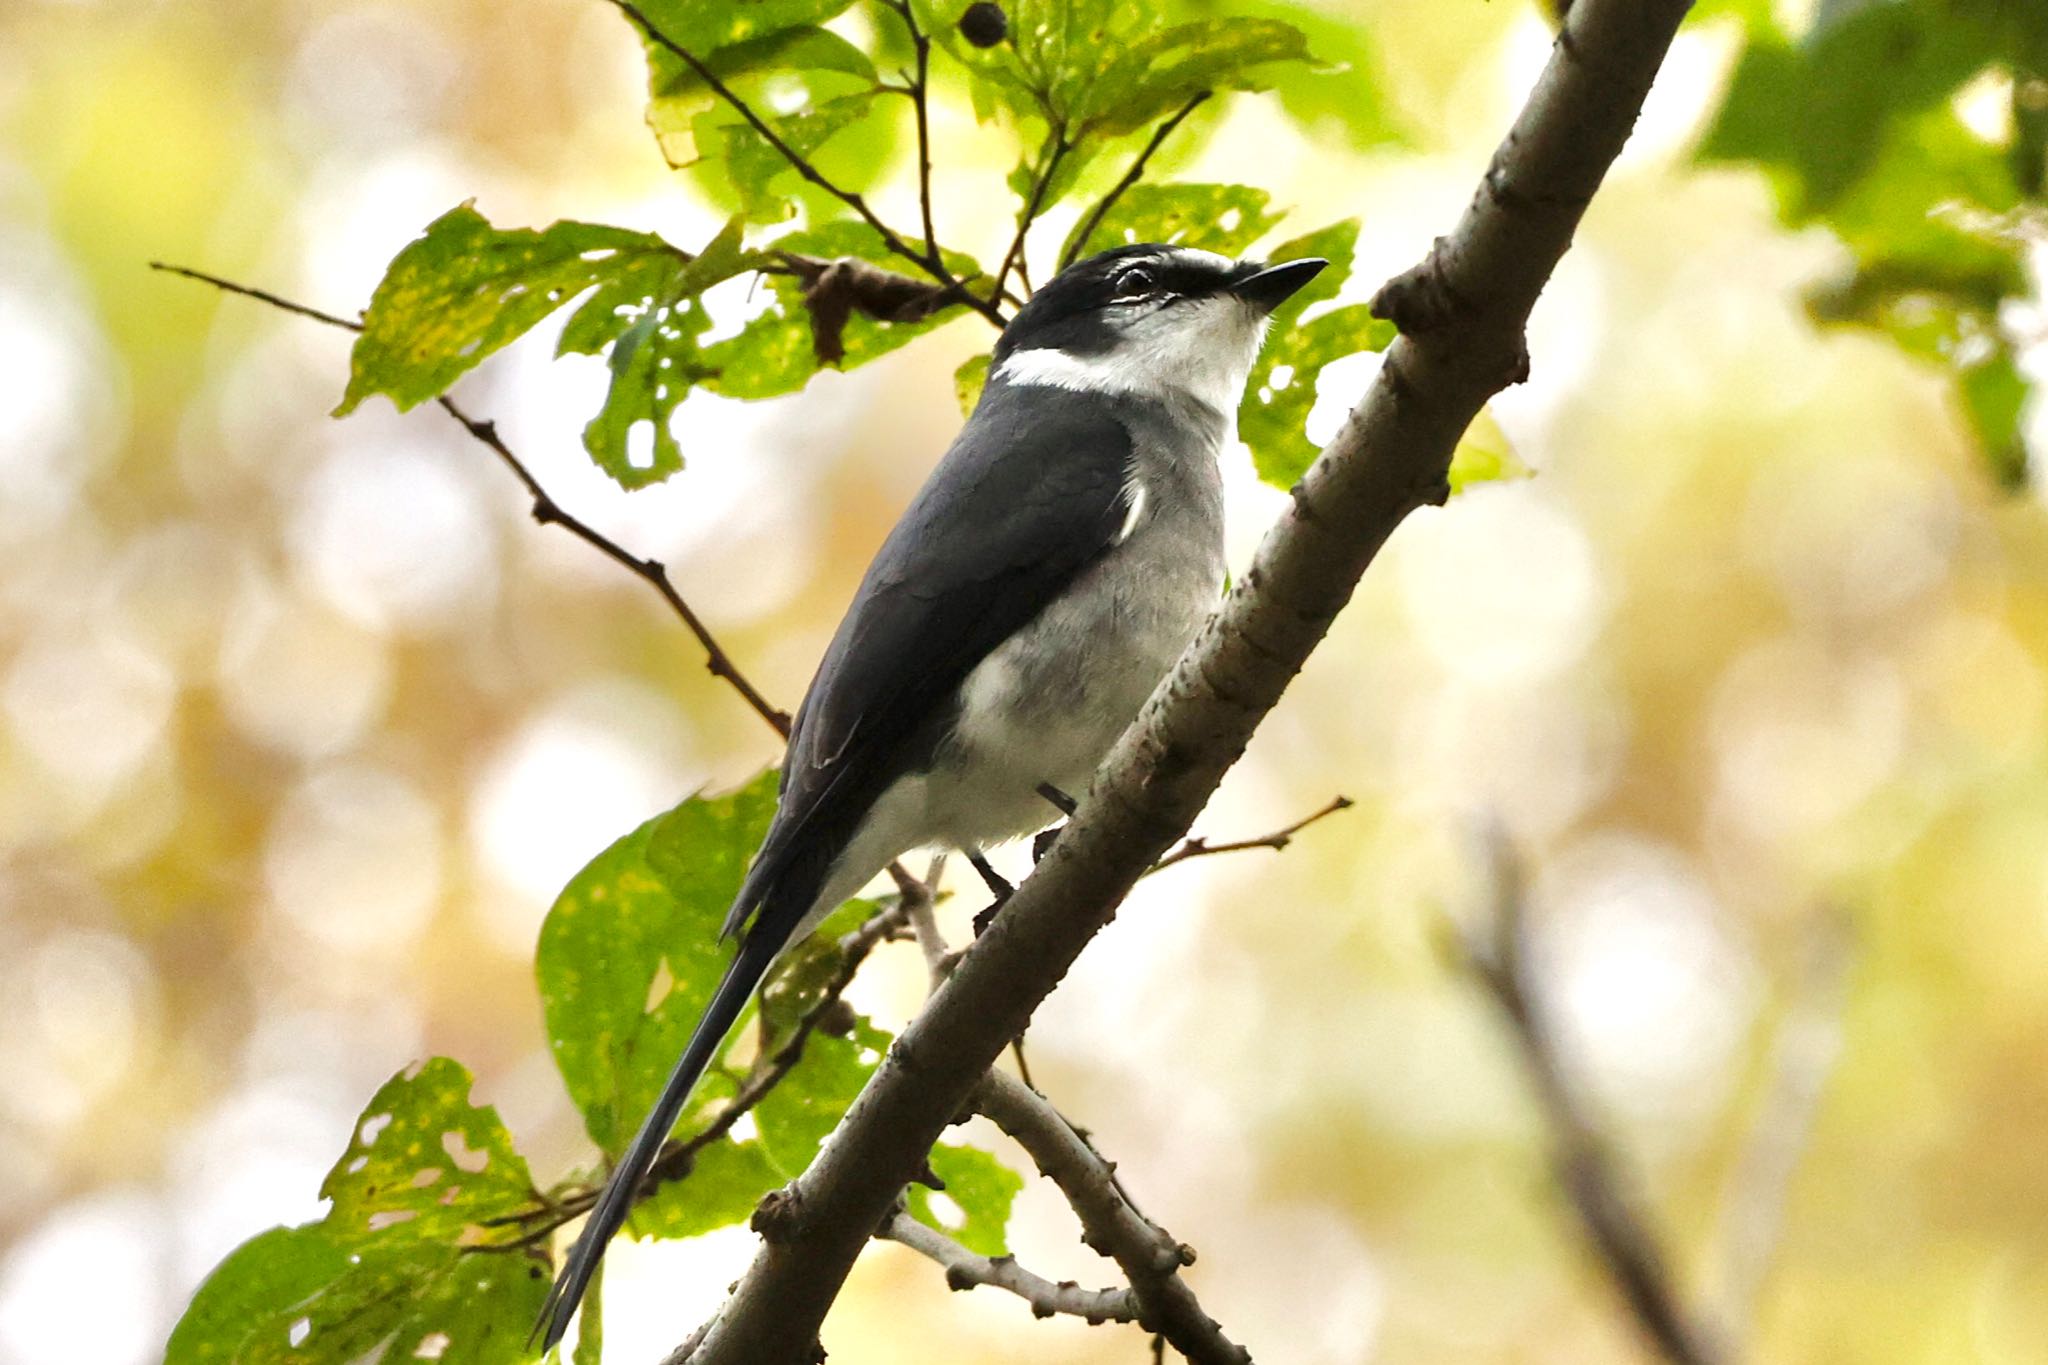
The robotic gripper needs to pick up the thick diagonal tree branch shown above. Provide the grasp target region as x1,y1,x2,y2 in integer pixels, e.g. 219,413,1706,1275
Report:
680,2,1695,1361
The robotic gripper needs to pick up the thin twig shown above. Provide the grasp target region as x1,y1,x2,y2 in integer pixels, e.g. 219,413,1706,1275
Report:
976,1072,1247,1365
150,260,364,332
1147,795,1352,874
881,0,941,265
151,260,798,737
1059,93,1212,271
881,1210,1138,1323
602,0,1007,329
1457,834,1725,1365
991,127,1071,305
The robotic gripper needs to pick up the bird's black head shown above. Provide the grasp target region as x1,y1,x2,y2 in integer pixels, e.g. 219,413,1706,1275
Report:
988,244,1327,414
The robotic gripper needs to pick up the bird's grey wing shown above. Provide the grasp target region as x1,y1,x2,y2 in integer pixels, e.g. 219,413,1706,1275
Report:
724,384,1135,940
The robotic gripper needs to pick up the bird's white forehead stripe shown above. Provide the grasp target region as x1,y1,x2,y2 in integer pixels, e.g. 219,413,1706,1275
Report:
1160,247,1234,272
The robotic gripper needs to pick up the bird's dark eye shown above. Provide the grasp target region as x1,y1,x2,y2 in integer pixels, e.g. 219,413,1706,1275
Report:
1110,265,1157,299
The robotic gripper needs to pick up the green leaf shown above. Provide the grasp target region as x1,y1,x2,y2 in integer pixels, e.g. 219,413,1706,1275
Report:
1696,3,2008,218
631,0,859,53
1959,346,2032,489
1224,0,1406,150
919,0,1311,136
538,771,780,1158
1447,407,1533,495
566,216,761,488
954,353,991,415
166,1225,350,1364
334,204,686,417
1083,18,1313,134
190,1236,548,1365
1238,220,1394,488
704,91,879,221
167,1061,549,1365
320,1057,539,1245
1061,182,1284,264
336,205,765,490
754,1018,892,1175
905,1144,1026,1257
537,773,908,1243
631,1135,785,1240
639,18,888,223
703,221,981,400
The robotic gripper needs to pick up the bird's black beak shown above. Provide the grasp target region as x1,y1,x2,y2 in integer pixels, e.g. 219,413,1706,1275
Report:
1230,257,1328,313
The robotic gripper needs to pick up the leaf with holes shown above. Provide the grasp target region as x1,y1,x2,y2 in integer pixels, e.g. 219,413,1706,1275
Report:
561,216,761,488
538,770,780,1158
166,1062,549,1365
906,1143,1026,1257
319,1057,538,1245
336,205,765,489
1062,182,1284,265
166,1225,350,1364
169,1230,547,1365
335,204,681,415
1238,219,1393,488
638,18,890,221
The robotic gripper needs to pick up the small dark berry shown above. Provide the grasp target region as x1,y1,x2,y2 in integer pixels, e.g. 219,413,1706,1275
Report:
958,1,1008,48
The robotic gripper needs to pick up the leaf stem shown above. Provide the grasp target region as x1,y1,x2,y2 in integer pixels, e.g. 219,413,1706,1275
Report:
991,127,1071,305
602,0,1007,329
882,0,942,266
150,260,796,739
1060,91,1211,272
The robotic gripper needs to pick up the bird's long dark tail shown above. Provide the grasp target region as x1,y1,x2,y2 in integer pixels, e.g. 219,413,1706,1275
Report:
534,929,781,1351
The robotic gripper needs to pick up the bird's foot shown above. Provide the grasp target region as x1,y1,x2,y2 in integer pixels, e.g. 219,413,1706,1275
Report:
972,890,1009,938
1031,824,1064,864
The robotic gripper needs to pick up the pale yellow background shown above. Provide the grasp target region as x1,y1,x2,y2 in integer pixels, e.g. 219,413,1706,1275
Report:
1,1,2045,1362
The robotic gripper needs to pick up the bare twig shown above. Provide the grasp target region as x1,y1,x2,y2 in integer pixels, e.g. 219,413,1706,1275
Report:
880,0,941,265
149,260,797,738
976,1072,1245,1364
602,0,1008,329
1059,93,1212,271
992,127,1072,305
1147,795,1353,874
430,398,795,736
880,1210,1138,1323
1706,913,1852,1350
1455,835,1725,1365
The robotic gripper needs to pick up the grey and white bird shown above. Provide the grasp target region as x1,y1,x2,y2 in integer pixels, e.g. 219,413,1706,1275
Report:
536,242,1325,1348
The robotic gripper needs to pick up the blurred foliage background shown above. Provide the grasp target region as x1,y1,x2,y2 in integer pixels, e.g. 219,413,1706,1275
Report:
2,0,2046,1361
